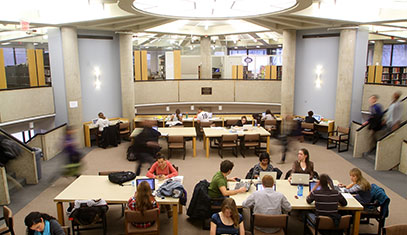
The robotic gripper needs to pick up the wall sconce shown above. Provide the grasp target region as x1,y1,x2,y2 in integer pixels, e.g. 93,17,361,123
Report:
94,67,101,90
166,106,170,112
190,105,194,111
315,65,323,88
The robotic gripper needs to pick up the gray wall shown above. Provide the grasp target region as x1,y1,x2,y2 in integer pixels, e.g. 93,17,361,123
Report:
78,31,122,122
48,27,68,126
350,29,369,123
294,30,340,119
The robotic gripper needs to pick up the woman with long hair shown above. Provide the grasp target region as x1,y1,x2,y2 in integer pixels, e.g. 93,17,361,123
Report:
290,148,315,180
339,168,371,204
210,198,244,235
25,212,65,235
127,181,159,227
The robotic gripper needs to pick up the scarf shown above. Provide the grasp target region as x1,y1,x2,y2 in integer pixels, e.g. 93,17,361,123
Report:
34,220,50,235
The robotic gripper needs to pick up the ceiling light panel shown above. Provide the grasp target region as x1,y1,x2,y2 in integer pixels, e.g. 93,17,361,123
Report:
132,0,298,19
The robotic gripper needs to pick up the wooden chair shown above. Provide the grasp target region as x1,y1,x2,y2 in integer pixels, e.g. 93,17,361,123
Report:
327,126,350,152
304,215,352,235
264,119,277,136
167,136,186,160
218,134,238,158
301,122,318,144
119,122,131,140
241,134,260,158
0,206,15,235
197,121,212,141
226,119,239,127
125,208,160,235
384,224,407,235
253,214,288,235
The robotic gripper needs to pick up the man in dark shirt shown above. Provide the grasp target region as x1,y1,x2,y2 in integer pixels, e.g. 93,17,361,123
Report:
305,111,320,124
132,120,161,176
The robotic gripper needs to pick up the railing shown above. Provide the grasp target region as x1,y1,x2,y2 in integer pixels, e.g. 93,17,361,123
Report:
27,124,67,160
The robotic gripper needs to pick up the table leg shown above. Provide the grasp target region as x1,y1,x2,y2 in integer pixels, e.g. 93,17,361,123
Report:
172,204,178,235
206,137,210,158
178,204,183,214
266,136,270,154
56,202,65,226
353,210,361,235
84,125,91,147
192,137,196,157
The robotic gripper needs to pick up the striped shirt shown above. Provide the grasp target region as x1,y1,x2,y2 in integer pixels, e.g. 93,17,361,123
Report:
306,189,347,216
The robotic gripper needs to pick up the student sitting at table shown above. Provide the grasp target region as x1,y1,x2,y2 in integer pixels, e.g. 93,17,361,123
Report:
289,148,315,180
251,152,281,179
235,116,249,127
96,112,109,132
146,153,178,180
127,181,159,228
338,168,371,204
208,160,246,200
25,211,65,235
197,107,210,123
210,198,244,235
261,109,276,121
242,175,291,234
306,174,347,228
305,110,320,124
170,109,183,122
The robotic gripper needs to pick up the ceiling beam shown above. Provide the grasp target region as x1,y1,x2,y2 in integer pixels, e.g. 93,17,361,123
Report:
134,19,175,32
180,36,190,46
262,17,303,29
244,19,282,33
248,33,269,46
116,18,162,30
272,15,328,26
139,33,163,46
90,16,149,28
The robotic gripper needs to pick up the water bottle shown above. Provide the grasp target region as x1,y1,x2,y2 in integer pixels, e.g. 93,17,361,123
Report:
297,184,303,197
186,112,188,119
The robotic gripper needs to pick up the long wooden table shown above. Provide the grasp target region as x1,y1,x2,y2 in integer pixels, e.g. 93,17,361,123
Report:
203,126,271,158
83,118,129,147
54,175,182,235
229,180,364,234
130,127,197,157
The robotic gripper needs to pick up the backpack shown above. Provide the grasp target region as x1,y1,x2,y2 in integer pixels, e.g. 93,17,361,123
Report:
0,135,22,166
126,145,137,161
108,171,136,186
68,200,108,226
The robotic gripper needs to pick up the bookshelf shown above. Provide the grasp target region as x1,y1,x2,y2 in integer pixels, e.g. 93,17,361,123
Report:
366,65,407,85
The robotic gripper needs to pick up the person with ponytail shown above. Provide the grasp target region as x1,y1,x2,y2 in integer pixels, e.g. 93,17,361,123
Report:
127,181,159,228
25,212,65,235
210,198,244,235
339,168,372,204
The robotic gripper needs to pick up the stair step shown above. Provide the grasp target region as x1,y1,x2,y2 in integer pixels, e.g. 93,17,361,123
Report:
7,175,26,194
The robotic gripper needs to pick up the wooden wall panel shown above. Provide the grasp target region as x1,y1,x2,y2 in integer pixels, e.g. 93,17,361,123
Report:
173,50,181,79
367,66,375,83
35,49,45,86
237,65,243,79
271,65,277,80
375,66,383,84
134,51,141,81
0,49,6,89
27,49,38,86
141,50,148,80
232,65,237,79
265,65,271,79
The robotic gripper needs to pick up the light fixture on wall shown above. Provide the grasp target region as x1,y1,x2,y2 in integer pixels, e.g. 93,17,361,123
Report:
94,67,101,90
315,65,323,88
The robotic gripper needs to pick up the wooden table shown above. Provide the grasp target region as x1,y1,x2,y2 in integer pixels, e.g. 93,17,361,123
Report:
54,175,182,235
130,127,197,157
229,180,364,235
203,126,271,158
83,118,129,147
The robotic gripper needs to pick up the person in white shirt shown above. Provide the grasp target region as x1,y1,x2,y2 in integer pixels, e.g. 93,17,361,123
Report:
96,112,109,132
197,107,210,123
242,175,291,234
261,109,276,121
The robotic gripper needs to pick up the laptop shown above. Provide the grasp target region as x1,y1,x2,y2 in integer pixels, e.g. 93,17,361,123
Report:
259,171,277,181
208,113,213,118
256,183,276,191
309,181,321,192
290,173,310,185
92,118,98,124
152,126,158,131
136,178,155,191
313,115,322,122
234,181,251,192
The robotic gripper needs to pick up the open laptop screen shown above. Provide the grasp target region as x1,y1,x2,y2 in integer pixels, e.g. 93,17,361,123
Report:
309,181,321,192
136,178,155,191
313,115,321,122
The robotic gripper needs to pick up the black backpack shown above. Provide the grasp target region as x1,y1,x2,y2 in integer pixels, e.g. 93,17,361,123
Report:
108,171,136,186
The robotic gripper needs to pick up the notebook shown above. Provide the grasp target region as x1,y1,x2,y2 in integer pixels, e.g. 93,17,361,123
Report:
136,178,155,191
259,171,277,181
256,183,276,191
290,173,310,185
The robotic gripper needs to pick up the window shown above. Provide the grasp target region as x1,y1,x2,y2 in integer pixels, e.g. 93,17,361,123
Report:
392,44,407,66
382,44,392,66
248,49,267,55
229,49,247,55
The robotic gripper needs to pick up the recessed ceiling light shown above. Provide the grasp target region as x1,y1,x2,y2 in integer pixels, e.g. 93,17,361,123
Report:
234,46,238,49
256,46,260,48
1,42,11,45
278,44,282,47
397,39,406,42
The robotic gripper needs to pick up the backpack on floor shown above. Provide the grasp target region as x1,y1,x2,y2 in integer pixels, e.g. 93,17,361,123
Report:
108,171,136,186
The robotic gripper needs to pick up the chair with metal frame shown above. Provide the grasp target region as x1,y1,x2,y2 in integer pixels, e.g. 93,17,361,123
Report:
327,126,350,152
218,134,239,158
119,122,131,141
167,135,186,160
253,214,289,235
124,208,160,235
240,133,261,158
264,119,278,136
383,224,407,235
304,215,352,235
301,122,319,144
0,206,15,235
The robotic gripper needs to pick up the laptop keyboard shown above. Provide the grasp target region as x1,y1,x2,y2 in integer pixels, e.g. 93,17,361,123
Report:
234,182,251,192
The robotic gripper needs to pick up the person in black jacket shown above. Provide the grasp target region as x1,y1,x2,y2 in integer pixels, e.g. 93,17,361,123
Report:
133,120,161,176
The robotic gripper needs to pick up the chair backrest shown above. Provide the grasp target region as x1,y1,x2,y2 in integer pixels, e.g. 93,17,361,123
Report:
120,122,129,130
226,119,239,126
244,133,260,141
3,206,14,232
337,126,349,134
200,121,212,127
253,214,288,229
264,119,277,125
384,224,407,235
301,122,314,130
125,208,160,224
317,215,352,230
168,135,184,143
222,134,238,142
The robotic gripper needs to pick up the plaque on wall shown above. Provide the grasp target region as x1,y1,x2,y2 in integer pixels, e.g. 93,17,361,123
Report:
201,87,212,95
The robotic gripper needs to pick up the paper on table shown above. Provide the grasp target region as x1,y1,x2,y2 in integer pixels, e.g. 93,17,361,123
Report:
341,193,353,199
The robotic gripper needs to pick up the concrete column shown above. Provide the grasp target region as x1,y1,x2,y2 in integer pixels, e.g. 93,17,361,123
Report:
25,43,35,49
119,33,135,128
61,27,84,147
373,41,383,65
334,29,357,127
200,36,212,79
281,30,296,118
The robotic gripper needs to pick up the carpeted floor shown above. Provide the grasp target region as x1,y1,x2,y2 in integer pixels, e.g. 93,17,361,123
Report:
9,137,407,234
